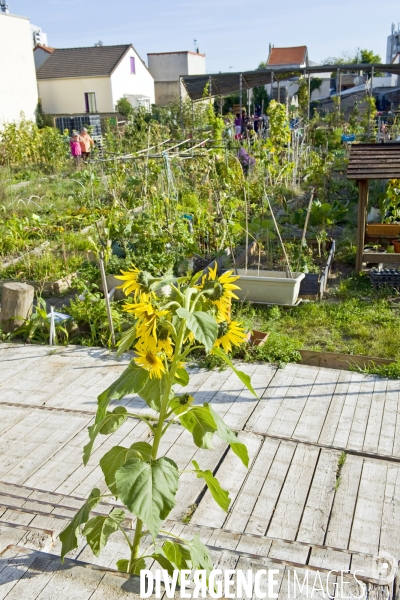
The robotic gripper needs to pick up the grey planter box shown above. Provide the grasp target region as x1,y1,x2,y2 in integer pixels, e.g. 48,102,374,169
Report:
235,270,305,305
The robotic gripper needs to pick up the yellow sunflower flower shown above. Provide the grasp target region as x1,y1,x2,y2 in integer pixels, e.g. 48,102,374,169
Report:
124,294,169,343
214,320,247,354
134,338,166,379
201,263,240,319
115,267,153,299
157,336,174,358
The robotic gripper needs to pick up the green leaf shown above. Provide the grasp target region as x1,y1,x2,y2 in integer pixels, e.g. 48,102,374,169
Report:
179,405,217,449
115,457,179,538
100,442,152,496
96,361,149,423
176,308,218,352
83,407,128,466
139,374,167,411
116,324,138,357
116,557,146,575
59,488,101,561
174,367,189,387
192,460,230,511
82,508,125,557
151,552,175,577
186,534,213,581
208,404,249,467
163,540,192,570
212,346,257,397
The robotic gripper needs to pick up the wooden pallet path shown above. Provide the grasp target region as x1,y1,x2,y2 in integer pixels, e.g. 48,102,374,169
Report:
1,344,400,597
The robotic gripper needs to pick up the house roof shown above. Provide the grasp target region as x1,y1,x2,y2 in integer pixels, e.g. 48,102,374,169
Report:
267,46,308,66
36,44,131,79
34,44,55,54
147,50,205,57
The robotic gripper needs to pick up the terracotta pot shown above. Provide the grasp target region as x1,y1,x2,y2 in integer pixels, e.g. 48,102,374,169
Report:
246,330,269,347
393,241,400,254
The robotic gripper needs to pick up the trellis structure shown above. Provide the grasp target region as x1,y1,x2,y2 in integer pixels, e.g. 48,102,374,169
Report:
346,143,400,273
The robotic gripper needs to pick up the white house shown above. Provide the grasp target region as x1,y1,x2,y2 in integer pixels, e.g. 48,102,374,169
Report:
0,12,39,126
36,44,155,115
147,50,206,105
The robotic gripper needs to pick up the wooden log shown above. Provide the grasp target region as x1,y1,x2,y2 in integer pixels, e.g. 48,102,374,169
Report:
1,282,34,333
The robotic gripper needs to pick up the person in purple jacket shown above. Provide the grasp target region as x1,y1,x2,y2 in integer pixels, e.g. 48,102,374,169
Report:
69,131,82,167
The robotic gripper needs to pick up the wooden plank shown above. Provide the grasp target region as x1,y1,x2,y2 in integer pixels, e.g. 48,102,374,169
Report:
292,370,339,443
346,375,376,451
296,448,339,545
318,370,353,445
362,252,400,264
224,437,281,531
299,349,394,370
308,546,351,572
266,444,320,540
324,454,363,549
379,463,400,559
332,372,365,449
245,440,297,536
362,377,387,454
348,459,387,555
191,432,262,529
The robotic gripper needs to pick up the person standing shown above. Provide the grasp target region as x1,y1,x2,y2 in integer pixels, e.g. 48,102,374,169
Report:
234,113,242,137
70,131,82,167
79,127,94,161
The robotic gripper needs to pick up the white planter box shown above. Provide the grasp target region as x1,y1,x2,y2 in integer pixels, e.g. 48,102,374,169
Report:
235,270,305,305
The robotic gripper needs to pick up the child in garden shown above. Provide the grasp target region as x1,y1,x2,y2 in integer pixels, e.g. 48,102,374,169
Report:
69,131,82,166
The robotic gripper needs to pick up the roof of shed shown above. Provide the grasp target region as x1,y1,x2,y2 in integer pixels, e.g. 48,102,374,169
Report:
347,143,400,179
36,44,131,79
267,46,307,66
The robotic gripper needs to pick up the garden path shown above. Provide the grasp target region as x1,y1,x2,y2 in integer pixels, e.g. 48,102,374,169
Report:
0,343,399,598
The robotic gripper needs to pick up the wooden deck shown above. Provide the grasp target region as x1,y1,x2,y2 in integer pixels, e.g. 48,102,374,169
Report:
0,343,400,598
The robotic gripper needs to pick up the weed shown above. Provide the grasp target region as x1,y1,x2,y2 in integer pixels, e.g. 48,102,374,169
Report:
182,504,197,523
335,451,347,490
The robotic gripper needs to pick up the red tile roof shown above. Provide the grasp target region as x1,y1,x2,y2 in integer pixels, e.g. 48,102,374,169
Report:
267,46,307,66
34,44,55,54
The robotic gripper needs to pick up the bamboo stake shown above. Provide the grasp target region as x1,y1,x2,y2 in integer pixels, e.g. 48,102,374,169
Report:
99,256,115,346
296,189,315,272
265,192,293,277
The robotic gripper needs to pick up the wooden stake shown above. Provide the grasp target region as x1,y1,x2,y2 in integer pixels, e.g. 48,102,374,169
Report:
98,257,116,346
296,189,315,272
265,193,293,277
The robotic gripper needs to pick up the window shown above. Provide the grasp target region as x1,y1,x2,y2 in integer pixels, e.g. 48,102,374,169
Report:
130,56,136,74
84,92,97,113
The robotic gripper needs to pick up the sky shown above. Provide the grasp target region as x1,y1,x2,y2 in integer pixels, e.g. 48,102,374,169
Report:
10,0,400,73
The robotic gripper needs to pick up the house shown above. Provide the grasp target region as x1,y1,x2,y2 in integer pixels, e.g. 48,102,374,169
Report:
0,11,38,125
147,50,206,105
33,44,54,70
36,44,155,116
265,46,331,104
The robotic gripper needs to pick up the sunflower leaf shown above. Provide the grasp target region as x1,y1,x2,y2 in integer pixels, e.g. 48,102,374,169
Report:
59,488,101,561
82,509,125,557
207,403,249,467
176,308,218,353
100,442,152,496
83,407,128,466
192,460,230,511
115,457,179,538
212,346,257,397
96,361,149,423
179,405,217,449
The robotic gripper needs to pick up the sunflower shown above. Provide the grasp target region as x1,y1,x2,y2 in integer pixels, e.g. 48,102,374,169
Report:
214,320,247,354
115,267,153,299
124,294,169,343
201,263,241,319
157,336,174,358
134,338,166,379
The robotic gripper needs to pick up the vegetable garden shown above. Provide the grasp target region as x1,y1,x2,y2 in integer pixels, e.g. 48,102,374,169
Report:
1,100,400,374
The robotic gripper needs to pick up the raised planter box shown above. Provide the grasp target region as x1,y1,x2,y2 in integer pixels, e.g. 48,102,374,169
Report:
299,349,394,371
299,240,336,299
246,330,269,346
235,269,305,306
366,224,400,238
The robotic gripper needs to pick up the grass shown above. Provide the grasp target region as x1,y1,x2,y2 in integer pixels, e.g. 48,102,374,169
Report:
232,274,400,362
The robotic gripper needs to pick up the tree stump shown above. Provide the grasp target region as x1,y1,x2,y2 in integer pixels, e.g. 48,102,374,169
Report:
1,282,34,333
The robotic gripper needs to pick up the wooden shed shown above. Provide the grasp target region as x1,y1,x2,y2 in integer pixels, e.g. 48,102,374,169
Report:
346,143,400,272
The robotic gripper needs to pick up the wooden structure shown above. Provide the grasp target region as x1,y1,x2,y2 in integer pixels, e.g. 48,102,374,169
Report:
1,344,400,596
347,143,400,273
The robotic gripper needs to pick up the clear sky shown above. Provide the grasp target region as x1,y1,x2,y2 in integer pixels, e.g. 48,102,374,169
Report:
11,0,400,73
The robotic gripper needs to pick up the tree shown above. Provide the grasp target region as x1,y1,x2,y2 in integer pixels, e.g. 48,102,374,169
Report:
322,48,381,65
115,97,134,119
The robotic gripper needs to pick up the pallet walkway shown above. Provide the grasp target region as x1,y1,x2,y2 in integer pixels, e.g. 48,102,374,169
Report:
0,343,400,598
